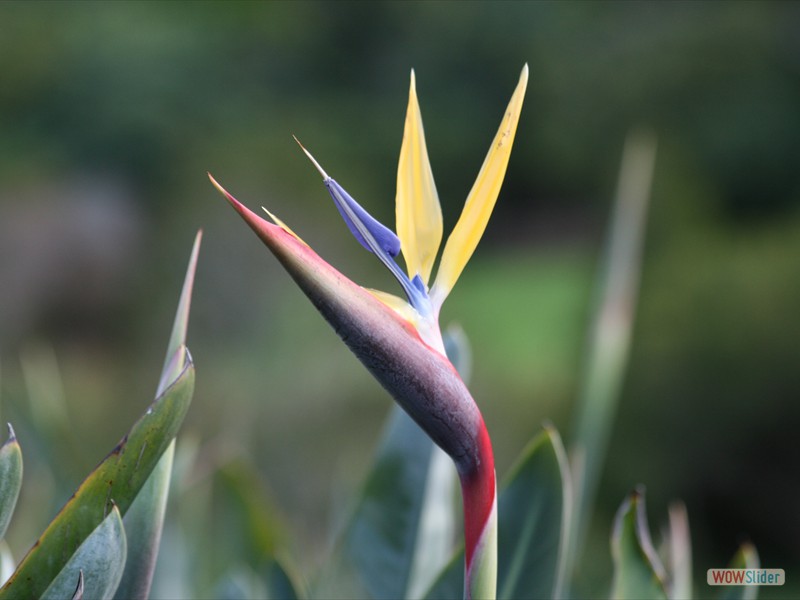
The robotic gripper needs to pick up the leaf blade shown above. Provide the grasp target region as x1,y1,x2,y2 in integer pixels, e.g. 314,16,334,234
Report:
331,407,456,600
115,230,201,599
717,543,760,600
41,504,127,600
497,426,571,600
610,489,668,600
424,426,571,600
0,425,22,542
0,354,194,600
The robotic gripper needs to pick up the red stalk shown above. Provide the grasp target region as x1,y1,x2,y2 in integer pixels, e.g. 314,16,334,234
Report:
461,418,496,575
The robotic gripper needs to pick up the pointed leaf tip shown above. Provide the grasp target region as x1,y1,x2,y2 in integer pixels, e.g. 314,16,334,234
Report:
208,173,236,205
71,571,84,600
610,489,668,600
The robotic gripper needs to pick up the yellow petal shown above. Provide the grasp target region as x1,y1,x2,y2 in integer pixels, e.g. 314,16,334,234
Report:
431,65,528,309
396,70,443,285
368,288,422,326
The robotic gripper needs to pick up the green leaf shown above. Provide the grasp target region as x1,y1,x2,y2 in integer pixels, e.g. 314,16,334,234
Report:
215,458,286,563
264,557,303,600
566,131,656,591
0,425,22,541
41,504,127,600
0,352,194,599
717,543,759,600
323,406,456,600
320,325,471,600
610,489,668,600
115,230,201,600
159,230,202,397
664,502,692,600
497,425,571,600
424,426,572,600
114,444,175,600
422,547,462,600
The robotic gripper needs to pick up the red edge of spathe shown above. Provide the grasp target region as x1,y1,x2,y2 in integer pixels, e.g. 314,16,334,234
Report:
461,418,496,571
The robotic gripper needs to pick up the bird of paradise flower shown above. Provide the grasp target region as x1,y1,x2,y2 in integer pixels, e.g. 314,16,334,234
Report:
211,64,527,600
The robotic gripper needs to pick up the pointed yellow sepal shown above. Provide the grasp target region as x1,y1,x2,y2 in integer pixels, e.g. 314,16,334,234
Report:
262,207,309,247
396,70,443,286
431,64,528,309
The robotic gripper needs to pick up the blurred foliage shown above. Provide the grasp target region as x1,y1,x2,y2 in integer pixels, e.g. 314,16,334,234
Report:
1,2,799,597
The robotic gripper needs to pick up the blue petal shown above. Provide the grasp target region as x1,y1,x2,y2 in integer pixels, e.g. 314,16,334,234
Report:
411,274,427,294
323,177,431,316
325,178,401,258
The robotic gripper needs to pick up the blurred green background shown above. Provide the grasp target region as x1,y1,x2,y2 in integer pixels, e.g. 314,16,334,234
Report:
1,1,798,597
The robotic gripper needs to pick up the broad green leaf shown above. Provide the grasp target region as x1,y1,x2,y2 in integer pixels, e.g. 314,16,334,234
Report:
115,230,201,600
424,426,571,600
41,504,126,600
610,489,668,600
209,557,302,599
497,425,571,600
717,543,760,600
264,557,303,600
0,425,22,541
217,459,285,559
324,406,456,600
0,351,194,599
114,444,174,600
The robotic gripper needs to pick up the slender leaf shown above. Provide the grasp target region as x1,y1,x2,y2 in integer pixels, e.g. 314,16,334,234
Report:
610,489,668,600
41,504,127,600
718,543,759,600
159,230,202,396
424,426,571,600
0,351,194,599
115,230,201,600
664,502,692,600
0,425,22,541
